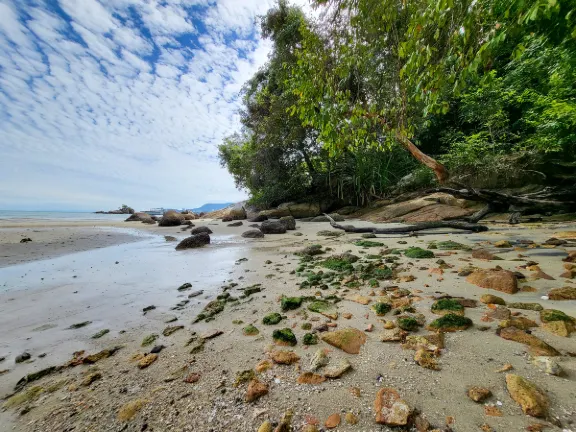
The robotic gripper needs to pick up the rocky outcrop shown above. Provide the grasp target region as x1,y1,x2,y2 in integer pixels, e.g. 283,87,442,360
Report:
282,202,321,218
175,233,210,249
260,220,287,234
96,205,134,215
125,212,152,222
228,204,247,220
466,269,518,294
259,208,291,218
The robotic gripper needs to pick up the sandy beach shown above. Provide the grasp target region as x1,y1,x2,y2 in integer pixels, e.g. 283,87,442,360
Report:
0,217,575,432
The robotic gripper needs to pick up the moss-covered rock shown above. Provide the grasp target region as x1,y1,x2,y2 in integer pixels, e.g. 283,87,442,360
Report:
480,294,506,305
141,334,158,347
263,313,283,325
540,309,575,323
404,247,435,259
273,328,297,346
431,298,464,316
355,240,385,247
307,301,338,319
427,314,472,332
194,299,226,323
372,302,392,316
507,302,543,311
91,329,110,339
397,317,419,331
301,322,312,330
281,296,302,311
303,333,318,345
434,241,470,250
317,230,343,237
243,324,259,336
296,244,324,256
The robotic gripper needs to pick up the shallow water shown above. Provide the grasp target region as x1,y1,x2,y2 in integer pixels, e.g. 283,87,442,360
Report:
0,231,252,391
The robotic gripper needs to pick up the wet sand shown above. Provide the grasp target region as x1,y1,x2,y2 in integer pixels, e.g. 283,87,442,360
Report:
0,219,575,431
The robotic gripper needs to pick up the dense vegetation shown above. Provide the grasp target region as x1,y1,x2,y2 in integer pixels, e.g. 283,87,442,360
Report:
219,0,576,208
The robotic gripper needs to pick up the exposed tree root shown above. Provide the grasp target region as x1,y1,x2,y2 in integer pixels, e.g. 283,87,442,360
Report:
326,214,488,234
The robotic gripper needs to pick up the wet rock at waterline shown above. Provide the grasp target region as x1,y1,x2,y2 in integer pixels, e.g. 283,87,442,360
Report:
175,233,210,249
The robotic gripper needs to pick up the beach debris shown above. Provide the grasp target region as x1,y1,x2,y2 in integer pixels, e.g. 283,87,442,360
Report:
467,387,492,402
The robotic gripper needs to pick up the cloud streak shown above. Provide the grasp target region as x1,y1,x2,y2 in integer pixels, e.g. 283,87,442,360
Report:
0,0,308,211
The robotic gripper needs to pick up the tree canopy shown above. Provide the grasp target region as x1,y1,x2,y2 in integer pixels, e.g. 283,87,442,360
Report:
219,0,576,208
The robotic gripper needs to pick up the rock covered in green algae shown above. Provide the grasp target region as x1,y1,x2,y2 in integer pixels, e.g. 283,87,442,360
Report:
273,328,297,346
243,324,259,336
397,317,420,331
372,302,392,316
281,296,302,311
262,312,283,325
354,240,385,247
431,298,464,316
303,333,318,345
427,313,472,332
91,329,110,339
194,299,226,323
141,334,158,347
404,247,435,259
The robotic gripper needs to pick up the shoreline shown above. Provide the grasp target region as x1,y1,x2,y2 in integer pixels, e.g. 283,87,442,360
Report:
0,218,575,431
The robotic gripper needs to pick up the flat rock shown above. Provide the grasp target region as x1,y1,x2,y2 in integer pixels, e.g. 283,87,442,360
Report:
321,328,367,354
472,249,501,260
269,350,300,365
138,354,158,369
201,329,223,339
379,328,407,342
498,327,560,356
505,374,549,418
324,413,341,429
297,372,326,384
242,229,264,238
547,286,576,300
467,269,518,294
467,387,492,402
374,388,411,425
480,294,506,305
323,358,352,378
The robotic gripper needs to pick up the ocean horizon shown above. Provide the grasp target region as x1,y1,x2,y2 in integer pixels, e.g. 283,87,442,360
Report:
0,210,130,222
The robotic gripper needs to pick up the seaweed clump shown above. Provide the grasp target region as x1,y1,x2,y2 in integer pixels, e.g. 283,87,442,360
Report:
404,247,435,259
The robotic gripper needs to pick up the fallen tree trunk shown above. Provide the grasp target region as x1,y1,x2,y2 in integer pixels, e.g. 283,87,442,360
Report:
326,214,488,233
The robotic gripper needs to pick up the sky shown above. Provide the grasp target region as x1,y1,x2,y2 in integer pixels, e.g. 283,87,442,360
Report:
0,0,311,211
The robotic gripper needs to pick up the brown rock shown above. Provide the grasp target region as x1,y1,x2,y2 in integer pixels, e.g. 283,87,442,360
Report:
257,421,273,432
499,317,538,330
323,358,352,378
467,269,518,294
480,294,506,305
297,372,326,385
345,412,358,425
374,388,411,425
324,413,341,429
402,333,445,350
137,354,158,369
184,372,201,383
548,286,576,300
379,327,407,342
81,372,102,386
269,350,300,365
486,306,511,320
201,329,223,339
414,348,440,370
256,360,273,372
472,249,501,260
484,405,503,416
505,374,549,418
321,328,367,354
467,386,492,402
117,399,147,421
414,415,431,432
246,379,268,402
342,313,352,319
345,294,371,305
560,269,576,279
494,240,512,248
542,320,574,337
498,327,560,356
563,251,576,263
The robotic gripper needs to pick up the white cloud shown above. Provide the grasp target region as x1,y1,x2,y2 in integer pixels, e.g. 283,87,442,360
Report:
0,0,319,210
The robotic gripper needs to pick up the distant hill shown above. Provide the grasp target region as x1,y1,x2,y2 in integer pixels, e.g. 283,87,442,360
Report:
191,203,234,213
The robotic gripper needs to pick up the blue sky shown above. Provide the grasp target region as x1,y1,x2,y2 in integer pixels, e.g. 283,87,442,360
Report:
0,0,309,211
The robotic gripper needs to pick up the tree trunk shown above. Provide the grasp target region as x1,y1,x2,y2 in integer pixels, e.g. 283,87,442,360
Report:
394,133,449,184
325,214,488,233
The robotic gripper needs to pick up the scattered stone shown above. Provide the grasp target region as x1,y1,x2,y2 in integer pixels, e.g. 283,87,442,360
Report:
150,345,165,354
297,372,326,384
324,413,341,429
82,372,102,386
280,296,302,311
345,294,371,305
303,333,318,345
163,325,184,337
269,350,300,365
427,314,472,332
414,348,439,370
397,317,420,331
15,353,31,364
184,372,201,383
246,379,269,402
68,321,92,330
532,356,563,376
345,412,358,425
472,249,502,260
257,421,273,432
486,305,512,320
272,328,297,346
404,247,435,259
467,387,492,402
310,349,329,370
201,329,223,339
260,220,287,234
431,298,464,316
379,328,406,342
117,399,147,422
316,230,343,237
279,216,296,230
494,240,512,248
91,329,110,339
466,269,518,294
227,221,243,227
175,232,210,249
263,313,283,325
255,360,272,373
243,324,259,336
480,294,506,305
307,301,338,320
321,328,367,354
505,374,549,418
164,236,177,242
402,333,445,350
138,354,158,369
242,229,264,238
507,302,543,311
498,327,560,356
547,286,576,300
142,305,156,313
542,320,574,337
374,388,411,425
499,317,538,330
324,358,352,378
141,334,158,347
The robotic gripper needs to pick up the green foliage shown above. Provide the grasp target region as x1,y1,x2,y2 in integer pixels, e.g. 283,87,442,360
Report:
431,299,464,313
404,247,435,259
428,314,473,330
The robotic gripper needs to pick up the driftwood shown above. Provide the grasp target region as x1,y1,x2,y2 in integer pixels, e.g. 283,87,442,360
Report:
325,215,488,234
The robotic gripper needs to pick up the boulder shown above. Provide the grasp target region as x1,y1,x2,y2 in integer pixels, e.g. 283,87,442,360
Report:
466,269,518,294
229,204,247,220
175,233,210,250
259,208,291,218
182,213,196,220
242,229,264,239
191,226,213,235
321,328,367,354
310,214,345,222
505,374,549,418
283,202,321,218
227,221,243,227
159,210,184,227
279,216,296,230
248,215,268,222
260,220,287,234
480,294,506,305
125,212,152,222
547,286,576,300
374,388,411,425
